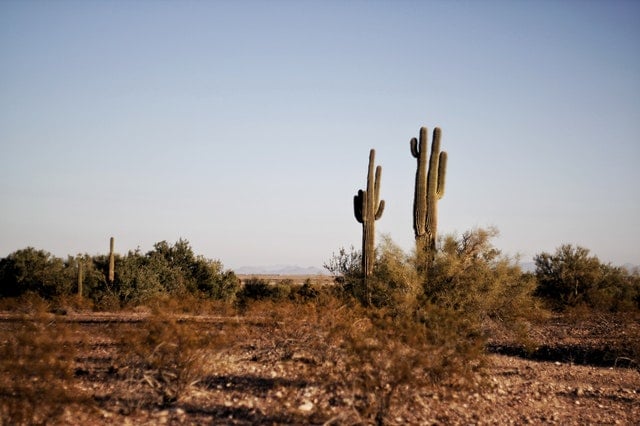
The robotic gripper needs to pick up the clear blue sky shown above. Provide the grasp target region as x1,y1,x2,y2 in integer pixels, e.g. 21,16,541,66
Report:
1,0,639,269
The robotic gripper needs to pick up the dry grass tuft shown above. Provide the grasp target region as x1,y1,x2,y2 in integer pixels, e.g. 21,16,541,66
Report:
0,315,90,425
115,310,227,410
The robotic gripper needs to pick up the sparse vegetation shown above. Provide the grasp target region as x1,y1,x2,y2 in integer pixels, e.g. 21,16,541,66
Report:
0,314,89,425
1,126,638,424
117,310,222,409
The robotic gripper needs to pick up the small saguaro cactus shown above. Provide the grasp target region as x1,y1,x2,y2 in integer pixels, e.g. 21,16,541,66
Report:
354,149,385,305
108,237,115,284
77,258,84,298
411,126,447,268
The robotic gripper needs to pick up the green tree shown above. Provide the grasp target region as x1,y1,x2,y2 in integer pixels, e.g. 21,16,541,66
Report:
192,257,238,300
0,248,69,298
535,244,640,311
534,244,601,308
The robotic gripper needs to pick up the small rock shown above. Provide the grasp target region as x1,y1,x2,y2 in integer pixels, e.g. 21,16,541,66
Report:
298,401,314,412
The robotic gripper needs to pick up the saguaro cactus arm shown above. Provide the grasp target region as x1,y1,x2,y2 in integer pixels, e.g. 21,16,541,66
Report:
436,151,447,197
353,150,385,228
373,165,385,219
426,127,446,201
354,190,366,224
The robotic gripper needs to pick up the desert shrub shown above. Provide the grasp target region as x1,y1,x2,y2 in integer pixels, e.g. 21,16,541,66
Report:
237,299,336,371
117,311,219,408
235,278,292,309
367,236,421,311
110,249,164,307
424,227,540,324
89,239,239,309
192,257,239,300
0,248,71,299
235,282,485,425
0,291,51,314
324,234,495,424
141,239,237,299
0,317,89,424
535,244,640,311
324,245,362,298
288,279,323,303
324,238,420,310
237,277,271,300
324,301,484,425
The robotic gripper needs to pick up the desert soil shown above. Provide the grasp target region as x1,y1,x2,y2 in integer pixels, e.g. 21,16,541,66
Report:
1,311,638,425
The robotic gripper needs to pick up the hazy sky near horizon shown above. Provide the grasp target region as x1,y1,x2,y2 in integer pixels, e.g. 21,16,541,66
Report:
1,0,639,269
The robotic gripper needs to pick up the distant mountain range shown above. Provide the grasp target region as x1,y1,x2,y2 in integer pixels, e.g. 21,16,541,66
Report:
234,262,640,275
235,262,638,276
234,265,328,276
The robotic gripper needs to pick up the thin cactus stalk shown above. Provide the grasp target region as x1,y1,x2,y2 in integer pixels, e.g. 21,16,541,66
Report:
108,237,115,284
354,149,385,305
411,126,447,268
77,258,84,298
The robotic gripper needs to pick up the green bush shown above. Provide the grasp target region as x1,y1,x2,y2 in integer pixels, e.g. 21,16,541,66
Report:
0,239,239,310
324,238,420,310
236,277,291,307
369,236,420,310
288,279,322,303
535,244,640,311
0,248,76,299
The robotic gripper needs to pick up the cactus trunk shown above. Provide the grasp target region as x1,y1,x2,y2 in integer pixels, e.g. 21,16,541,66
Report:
354,149,385,305
77,259,83,298
411,126,447,270
108,237,115,284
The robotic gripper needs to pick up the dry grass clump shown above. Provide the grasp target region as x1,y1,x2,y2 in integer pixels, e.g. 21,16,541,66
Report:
0,292,51,315
235,293,485,426
0,315,89,425
115,310,226,410
323,303,484,425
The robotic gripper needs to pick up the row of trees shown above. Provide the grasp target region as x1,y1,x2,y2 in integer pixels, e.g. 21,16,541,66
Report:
0,238,238,308
0,235,637,313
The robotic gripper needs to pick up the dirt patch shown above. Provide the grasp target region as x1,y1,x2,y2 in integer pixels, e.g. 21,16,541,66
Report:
1,311,638,425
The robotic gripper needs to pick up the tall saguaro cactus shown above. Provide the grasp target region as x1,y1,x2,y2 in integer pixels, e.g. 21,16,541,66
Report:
354,149,385,305
108,237,115,284
411,126,447,268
